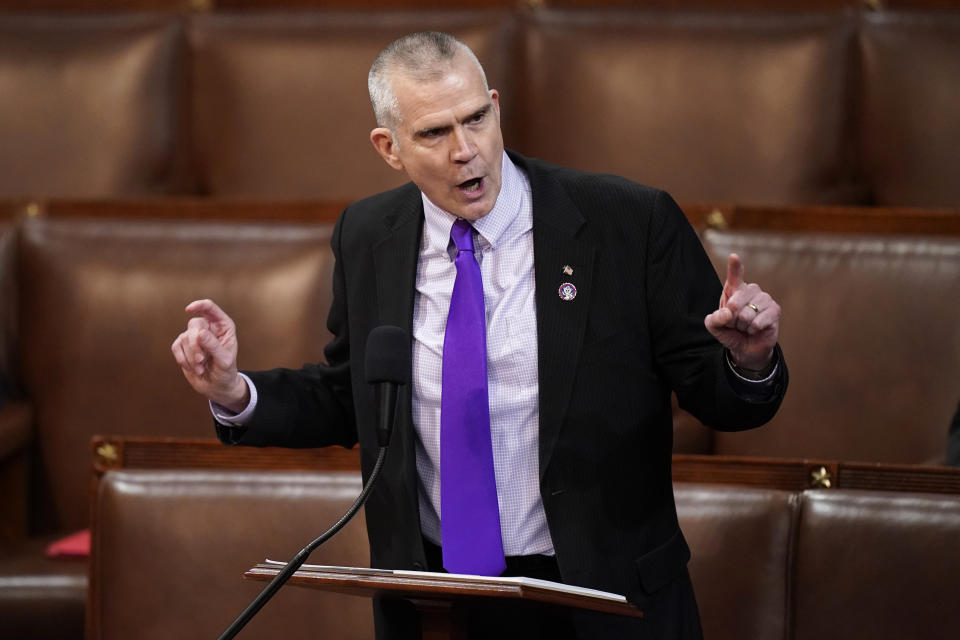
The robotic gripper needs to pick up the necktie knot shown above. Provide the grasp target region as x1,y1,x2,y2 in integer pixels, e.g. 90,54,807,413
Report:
450,219,475,254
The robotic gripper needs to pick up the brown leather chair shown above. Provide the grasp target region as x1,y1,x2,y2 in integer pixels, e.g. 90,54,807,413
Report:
0,541,87,640
701,228,960,464
89,472,960,640
93,475,796,640
518,9,862,206
682,482,960,640
793,489,960,640
860,11,960,206
0,13,188,197
17,217,335,533
2,7,960,208
90,468,372,640
676,484,796,640
3,7,960,208
188,10,519,199
1,216,336,640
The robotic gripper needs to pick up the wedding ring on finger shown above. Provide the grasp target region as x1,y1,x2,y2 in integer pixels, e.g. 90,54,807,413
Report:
747,303,760,313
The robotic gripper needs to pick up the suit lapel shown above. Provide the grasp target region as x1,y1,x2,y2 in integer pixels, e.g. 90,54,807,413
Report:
372,187,424,494
372,186,423,334
521,156,596,480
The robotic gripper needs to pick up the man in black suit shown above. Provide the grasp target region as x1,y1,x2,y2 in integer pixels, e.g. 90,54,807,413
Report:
172,32,787,640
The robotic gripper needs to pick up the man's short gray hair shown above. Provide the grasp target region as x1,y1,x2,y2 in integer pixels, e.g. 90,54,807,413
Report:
368,31,489,132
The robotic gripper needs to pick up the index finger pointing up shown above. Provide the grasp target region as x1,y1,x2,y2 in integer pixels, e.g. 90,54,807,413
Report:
184,298,229,324
723,253,745,300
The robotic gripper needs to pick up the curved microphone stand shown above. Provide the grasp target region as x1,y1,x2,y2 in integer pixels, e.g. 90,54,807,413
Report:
217,446,387,640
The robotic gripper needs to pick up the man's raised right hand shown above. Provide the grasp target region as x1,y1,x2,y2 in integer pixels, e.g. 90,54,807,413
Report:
171,299,250,413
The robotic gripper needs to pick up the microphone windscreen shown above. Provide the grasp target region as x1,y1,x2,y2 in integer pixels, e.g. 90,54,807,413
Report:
365,326,410,384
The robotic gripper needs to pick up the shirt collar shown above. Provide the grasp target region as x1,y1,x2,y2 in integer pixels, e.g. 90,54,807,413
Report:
421,151,531,258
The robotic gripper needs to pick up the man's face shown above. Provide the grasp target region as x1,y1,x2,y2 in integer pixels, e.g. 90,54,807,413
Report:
370,54,504,221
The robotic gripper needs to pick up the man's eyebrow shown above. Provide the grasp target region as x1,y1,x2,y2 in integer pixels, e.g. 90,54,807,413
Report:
413,105,490,138
464,105,491,122
414,124,451,138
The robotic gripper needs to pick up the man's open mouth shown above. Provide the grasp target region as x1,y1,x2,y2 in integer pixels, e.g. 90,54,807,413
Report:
457,177,483,193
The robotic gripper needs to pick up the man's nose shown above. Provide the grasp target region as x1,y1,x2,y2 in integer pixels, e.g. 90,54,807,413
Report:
450,126,477,163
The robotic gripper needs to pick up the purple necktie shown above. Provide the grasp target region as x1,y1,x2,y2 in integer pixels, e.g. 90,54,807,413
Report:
440,219,505,576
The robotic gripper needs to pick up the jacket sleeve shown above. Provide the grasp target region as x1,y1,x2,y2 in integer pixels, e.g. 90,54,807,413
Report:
644,189,787,432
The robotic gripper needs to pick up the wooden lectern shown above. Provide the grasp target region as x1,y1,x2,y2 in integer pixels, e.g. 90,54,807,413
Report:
245,562,643,640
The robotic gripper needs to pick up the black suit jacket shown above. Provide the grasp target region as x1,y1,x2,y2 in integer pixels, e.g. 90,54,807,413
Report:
221,152,787,639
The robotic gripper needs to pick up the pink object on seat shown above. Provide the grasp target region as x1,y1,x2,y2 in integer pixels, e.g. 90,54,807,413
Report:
45,529,90,558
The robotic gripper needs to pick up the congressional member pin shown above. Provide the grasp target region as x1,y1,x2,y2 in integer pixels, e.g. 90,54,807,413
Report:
558,282,577,301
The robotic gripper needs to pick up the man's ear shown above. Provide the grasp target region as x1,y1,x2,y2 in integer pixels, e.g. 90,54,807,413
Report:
489,89,501,120
370,127,404,171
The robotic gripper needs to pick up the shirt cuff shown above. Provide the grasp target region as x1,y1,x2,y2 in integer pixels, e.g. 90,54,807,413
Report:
725,349,780,384
210,372,258,426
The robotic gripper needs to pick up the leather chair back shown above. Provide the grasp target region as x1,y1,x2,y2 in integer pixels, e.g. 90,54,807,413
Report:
860,11,960,206
676,484,796,640
90,472,960,640
519,10,860,205
3,9,960,207
0,14,187,197
17,217,335,532
702,228,960,463
793,489,960,640
90,469,371,640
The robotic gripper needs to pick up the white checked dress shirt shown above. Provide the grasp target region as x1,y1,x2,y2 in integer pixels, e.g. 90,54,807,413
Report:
414,152,553,557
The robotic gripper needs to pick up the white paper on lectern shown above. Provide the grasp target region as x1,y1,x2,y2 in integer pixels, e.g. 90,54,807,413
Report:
393,569,627,603
264,559,627,604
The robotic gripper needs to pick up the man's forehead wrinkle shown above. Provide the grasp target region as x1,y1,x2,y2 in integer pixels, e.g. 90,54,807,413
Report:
409,65,449,85
402,75,471,106
397,72,489,127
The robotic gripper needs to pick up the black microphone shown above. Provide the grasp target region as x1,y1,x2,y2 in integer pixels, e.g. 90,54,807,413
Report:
216,326,409,640
365,325,410,447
